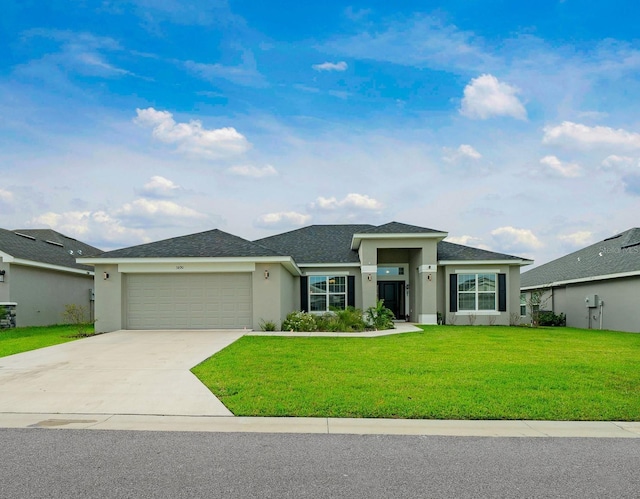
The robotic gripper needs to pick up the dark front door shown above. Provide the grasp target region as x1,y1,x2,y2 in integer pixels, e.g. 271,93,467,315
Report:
377,281,405,320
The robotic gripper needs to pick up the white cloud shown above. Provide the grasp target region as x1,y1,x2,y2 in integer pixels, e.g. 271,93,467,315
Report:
491,226,543,252
543,122,640,150
558,231,593,247
29,210,149,248
139,176,182,198
134,107,250,159
117,198,206,227
0,188,14,203
227,164,278,178
446,235,480,245
540,155,581,178
255,211,311,228
443,144,482,163
460,74,527,120
601,155,636,169
184,51,267,88
313,193,383,211
312,61,348,72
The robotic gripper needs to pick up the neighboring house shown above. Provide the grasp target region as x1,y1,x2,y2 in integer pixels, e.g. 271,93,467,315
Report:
80,222,531,332
520,228,640,333
0,229,102,327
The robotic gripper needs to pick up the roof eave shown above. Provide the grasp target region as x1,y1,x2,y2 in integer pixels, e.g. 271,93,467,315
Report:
439,259,533,266
521,269,640,290
350,232,449,250
77,255,302,276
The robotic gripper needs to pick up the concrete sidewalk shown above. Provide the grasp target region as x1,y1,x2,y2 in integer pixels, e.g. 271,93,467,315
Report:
0,413,638,438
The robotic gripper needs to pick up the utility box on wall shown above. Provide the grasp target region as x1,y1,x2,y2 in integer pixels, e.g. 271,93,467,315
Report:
585,295,599,308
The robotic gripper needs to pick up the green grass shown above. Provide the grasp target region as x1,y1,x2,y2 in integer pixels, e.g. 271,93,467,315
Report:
192,326,640,421
0,324,89,358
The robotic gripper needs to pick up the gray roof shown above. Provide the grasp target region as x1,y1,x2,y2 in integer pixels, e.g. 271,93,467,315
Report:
438,240,526,262
96,229,285,259
256,223,526,265
255,225,373,264
0,228,102,271
521,228,640,288
359,221,446,234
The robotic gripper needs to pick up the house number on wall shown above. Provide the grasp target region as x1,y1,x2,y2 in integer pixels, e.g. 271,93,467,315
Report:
176,265,185,270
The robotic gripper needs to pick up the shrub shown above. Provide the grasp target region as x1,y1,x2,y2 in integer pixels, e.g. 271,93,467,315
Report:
62,304,95,337
259,319,278,331
281,311,317,332
365,300,395,330
538,310,566,327
332,306,367,332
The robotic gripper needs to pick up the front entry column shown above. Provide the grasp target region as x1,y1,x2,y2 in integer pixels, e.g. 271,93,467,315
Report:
418,263,438,324
361,264,377,311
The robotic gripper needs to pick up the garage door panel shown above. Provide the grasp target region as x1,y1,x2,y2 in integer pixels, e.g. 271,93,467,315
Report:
126,273,252,329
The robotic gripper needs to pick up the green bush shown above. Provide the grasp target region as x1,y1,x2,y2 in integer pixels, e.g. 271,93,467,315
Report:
259,319,278,331
538,310,566,327
331,306,366,332
365,300,395,330
281,311,318,332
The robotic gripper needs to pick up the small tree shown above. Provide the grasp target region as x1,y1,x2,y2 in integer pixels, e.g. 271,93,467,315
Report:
525,290,551,327
62,304,95,337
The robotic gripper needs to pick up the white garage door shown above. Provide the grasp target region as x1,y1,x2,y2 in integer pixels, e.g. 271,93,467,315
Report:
126,273,252,329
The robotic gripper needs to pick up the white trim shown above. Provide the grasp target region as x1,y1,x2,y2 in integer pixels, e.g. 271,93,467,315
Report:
0,302,17,306
418,313,438,325
3,258,94,276
0,250,15,262
521,269,640,290
79,255,301,275
299,263,359,268
361,265,377,273
455,268,500,274
351,232,448,249
418,264,437,273
455,311,501,316
304,271,350,276
441,260,532,266
118,262,256,273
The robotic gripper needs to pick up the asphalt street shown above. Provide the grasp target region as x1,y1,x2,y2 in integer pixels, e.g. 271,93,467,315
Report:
1,429,638,498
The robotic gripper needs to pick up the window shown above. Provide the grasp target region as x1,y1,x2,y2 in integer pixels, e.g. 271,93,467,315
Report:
520,293,527,316
457,273,496,311
309,276,347,312
377,266,404,276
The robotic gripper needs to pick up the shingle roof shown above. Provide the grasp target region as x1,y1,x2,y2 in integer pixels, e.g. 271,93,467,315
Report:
521,228,640,288
359,221,446,234
256,223,526,265
255,225,373,264
438,240,526,262
95,229,285,259
0,228,102,271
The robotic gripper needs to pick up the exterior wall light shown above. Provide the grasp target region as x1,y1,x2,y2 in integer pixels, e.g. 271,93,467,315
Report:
264,269,270,279
367,274,373,281
0,270,5,283
103,272,110,280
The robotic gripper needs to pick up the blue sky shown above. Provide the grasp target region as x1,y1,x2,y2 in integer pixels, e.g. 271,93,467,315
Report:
2,1,639,267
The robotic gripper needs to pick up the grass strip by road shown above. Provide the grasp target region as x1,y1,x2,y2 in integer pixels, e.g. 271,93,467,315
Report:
192,326,640,421
0,325,88,358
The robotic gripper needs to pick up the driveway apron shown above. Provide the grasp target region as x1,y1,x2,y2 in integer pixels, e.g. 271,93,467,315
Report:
0,330,243,416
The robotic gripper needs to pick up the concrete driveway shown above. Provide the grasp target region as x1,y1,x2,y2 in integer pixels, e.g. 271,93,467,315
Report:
0,330,243,416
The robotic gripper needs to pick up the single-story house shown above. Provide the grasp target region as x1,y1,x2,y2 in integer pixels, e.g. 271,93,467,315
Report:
520,227,640,333
0,228,102,327
79,222,532,332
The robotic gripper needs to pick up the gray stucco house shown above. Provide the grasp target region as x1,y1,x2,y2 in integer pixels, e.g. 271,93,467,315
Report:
521,228,640,333
0,229,102,327
79,222,532,332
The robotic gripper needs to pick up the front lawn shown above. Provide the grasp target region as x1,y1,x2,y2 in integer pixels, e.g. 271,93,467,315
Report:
0,325,88,358
192,326,640,420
